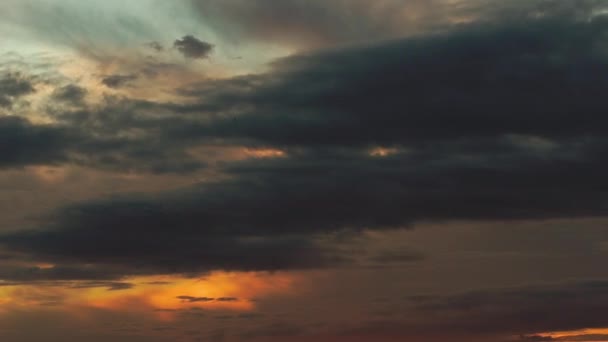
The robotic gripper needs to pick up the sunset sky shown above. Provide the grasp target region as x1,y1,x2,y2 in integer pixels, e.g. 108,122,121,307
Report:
2,1,608,341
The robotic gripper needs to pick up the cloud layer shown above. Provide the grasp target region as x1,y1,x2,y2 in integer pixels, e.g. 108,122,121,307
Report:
2,7,608,278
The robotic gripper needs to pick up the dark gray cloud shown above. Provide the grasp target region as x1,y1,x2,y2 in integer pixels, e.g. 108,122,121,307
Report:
173,35,213,59
216,297,238,302
0,72,35,107
101,74,138,88
172,13,608,147
1,203,350,274
2,5,608,277
27,7,608,163
177,296,215,303
51,84,87,104
175,296,239,303
6,8,608,173
0,113,204,173
0,263,126,282
0,116,71,168
69,281,134,291
146,41,164,52
2,143,607,275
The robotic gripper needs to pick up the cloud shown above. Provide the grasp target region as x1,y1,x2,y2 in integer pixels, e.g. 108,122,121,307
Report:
171,13,608,147
5,7,608,174
0,202,350,274
0,263,127,282
1,3,608,278
0,116,71,168
101,74,138,88
146,41,164,52
51,84,87,104
173,35,213,59
0,72,35,107
177,296,215,303
175,296,238,303
1,144,605,276
0,103,207,173
216,297,238,302
69,281,134,291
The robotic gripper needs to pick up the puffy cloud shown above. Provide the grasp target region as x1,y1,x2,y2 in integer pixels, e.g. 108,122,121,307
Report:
173,35,213,59
0,72,35,108
51,84,87,104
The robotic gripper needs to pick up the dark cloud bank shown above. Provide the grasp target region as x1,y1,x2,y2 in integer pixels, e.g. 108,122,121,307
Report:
2,3,608,282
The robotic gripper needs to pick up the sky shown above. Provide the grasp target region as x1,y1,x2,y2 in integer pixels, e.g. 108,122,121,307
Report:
1,0,608,341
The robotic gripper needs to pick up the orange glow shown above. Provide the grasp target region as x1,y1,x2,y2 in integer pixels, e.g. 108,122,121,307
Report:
369,147,400,157
184,146,287,168
533,328,608,340
244,148,287,158
0,272,297,318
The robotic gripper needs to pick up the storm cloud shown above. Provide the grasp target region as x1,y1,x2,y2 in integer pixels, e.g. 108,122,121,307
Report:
170,14,608,147
2,9,608,276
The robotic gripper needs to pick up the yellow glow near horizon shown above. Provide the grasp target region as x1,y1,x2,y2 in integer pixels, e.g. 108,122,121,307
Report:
0,272,297,318
535,328,608,340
